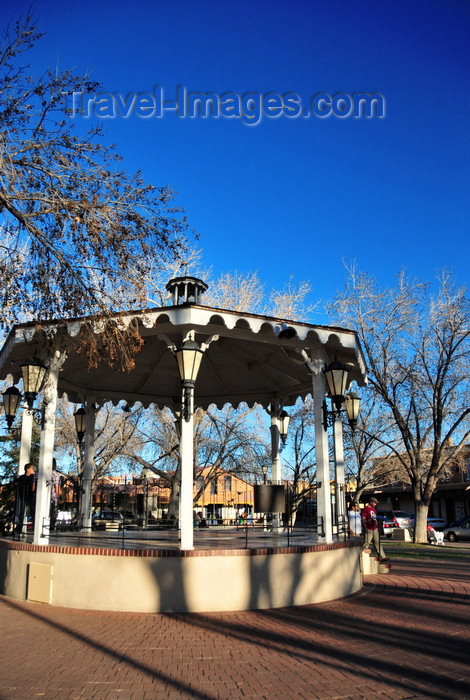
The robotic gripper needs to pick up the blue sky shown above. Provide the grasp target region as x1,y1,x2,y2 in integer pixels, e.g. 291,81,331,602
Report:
8,0,470,321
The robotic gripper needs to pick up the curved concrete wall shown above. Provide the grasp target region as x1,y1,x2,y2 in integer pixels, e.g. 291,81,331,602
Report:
0,540,362,613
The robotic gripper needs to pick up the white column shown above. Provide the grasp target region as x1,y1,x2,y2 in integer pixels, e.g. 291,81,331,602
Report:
270,403,283,532
333,415,346,534
80,403,96,531
18,406,33,475
33,353,63,545
179,387,194,550
312,362,333,543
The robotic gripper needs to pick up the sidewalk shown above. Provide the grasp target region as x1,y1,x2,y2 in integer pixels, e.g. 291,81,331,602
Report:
1,556,469,699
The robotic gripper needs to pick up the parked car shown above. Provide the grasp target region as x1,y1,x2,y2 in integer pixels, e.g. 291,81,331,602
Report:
119,511,139,528
377,510,412,529
443,518,470,542
93,510,123,520
409,515,447,531
121,510,136,521
375,513,399,538
426,518,447,531
92,510,124,529
449,518,467,528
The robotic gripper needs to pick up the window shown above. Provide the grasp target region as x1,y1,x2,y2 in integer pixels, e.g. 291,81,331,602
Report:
224,475,232,491
465,457,470,481
210,480,218,495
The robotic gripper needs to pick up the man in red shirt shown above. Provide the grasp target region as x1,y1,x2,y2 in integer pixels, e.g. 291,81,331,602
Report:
361,497,388,562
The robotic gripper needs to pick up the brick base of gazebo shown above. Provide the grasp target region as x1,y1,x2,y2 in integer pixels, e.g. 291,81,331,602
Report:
0,539,362,613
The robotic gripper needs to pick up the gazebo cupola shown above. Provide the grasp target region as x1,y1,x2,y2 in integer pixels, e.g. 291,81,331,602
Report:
166,276,208,306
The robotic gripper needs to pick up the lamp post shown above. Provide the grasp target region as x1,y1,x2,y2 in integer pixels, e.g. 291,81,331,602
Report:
74,407,86,444
174,336,205,549
344,392,361,431
73,407,87,525
173,408,182,440
2,359,47,430
322,360,361,430
323,359,349,423
262,464,268,484
2,360,47,486
322,360,361,538
279,410,290,447
21,360,47,410
269,403,290,533
2,386,21,429
175,338,204,421
143,468,149,528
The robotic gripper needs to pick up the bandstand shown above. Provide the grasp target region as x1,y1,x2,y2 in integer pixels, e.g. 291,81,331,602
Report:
0,276,367,612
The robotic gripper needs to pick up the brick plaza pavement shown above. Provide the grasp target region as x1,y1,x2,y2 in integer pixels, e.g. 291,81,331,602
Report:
1,556,469,700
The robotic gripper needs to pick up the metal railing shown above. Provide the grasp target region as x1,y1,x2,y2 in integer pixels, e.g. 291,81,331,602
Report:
4,508,346,552
34,515,330,550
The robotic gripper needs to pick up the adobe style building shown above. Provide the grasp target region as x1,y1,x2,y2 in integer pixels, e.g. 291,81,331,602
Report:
364,444,470,523
79,469,257,524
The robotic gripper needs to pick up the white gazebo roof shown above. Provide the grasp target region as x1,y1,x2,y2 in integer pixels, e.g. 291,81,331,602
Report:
0,300,367,410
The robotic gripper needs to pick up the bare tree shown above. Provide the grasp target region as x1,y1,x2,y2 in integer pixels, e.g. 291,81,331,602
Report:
193,404,269,489
281,398,317,525
204,270,265,312
331,265,470,542
54,400,148,480
205,271,317,320
146,247,210,307
344,393,403,503
269,278,318,319
113,403,269,520
0,14,190,367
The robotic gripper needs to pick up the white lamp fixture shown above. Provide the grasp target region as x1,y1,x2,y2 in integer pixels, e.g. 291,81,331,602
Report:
20,360,47,409
174,338,204,421
344,392,361,430
175,339,204,388
324,359,349,409
2,359,47,430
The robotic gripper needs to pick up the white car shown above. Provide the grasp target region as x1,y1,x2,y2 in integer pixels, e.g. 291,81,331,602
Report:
377,510,412,529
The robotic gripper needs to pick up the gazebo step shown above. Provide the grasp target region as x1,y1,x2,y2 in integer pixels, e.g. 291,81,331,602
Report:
362,548,391,575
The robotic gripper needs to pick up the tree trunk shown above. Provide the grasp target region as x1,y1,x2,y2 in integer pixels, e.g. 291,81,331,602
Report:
413,498,430,543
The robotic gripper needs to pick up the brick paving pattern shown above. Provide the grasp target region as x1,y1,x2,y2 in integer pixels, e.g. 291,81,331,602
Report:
1,556,469,699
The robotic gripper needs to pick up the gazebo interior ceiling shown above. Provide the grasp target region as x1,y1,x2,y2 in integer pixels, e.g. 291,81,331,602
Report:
0,305,367,411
